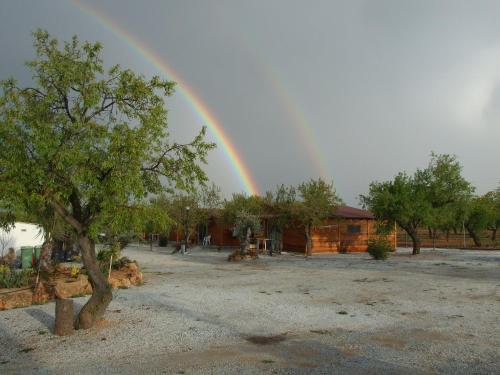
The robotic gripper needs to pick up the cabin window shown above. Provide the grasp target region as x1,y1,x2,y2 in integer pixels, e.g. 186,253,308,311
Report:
347,225,361,233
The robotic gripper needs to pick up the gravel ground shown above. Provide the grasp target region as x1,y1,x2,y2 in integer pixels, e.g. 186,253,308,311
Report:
0,245,499,374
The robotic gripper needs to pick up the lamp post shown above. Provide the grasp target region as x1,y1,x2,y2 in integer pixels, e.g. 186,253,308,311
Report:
184,206,190,254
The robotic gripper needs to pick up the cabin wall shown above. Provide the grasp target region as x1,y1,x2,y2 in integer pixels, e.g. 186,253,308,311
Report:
283,219,396,254
208,219,240,247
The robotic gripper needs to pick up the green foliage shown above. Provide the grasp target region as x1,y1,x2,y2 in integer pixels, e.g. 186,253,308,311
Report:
360,172,431,254
0,268,33,288
367,237,392,260
96,244,120,268
416,152,474,233
234,210,262,243
0,30,214,241
463,195,495,233
223,193,263,225
264,184,296,232
294,179,341,227
111,256,135,270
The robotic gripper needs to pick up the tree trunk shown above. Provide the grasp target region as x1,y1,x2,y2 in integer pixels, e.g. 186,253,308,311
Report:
491,227,497,241
55,298,74,336
465,225,482,247
39,239,55,274
405,228,421,255
304,224,312,257
75,235,112,330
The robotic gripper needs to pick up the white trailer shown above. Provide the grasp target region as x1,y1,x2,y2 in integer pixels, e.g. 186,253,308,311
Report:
0,222,45,256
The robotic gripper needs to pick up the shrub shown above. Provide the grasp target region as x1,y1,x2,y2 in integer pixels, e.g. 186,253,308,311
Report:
0,268,32,288
112,256,135,270
367,237,392,260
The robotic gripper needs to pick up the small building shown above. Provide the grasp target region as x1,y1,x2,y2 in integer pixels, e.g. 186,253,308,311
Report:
0,222,44,255
167,205,395,253
282,205,396,254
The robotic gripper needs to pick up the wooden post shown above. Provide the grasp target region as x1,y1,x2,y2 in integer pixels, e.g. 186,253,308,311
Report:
55,298,74,336
394,222,397,250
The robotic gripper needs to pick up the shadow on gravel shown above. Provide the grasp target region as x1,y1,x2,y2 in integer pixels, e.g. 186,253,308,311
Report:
25,307,54,332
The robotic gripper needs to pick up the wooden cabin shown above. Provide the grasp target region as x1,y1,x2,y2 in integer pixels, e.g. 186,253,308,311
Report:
165,205,395,253
283,205,396,254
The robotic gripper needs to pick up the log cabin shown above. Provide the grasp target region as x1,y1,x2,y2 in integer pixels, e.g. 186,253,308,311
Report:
282,205,396,254
201,205,395,253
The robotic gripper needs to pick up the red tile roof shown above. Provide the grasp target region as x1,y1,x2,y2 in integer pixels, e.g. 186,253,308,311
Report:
331,205,374,219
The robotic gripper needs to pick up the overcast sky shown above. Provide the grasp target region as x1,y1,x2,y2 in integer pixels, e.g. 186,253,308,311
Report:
1,0,499,205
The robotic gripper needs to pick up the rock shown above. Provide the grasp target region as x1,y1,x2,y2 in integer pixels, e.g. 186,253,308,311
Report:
53,275,92,299
32,283,51,305
0,288,33,310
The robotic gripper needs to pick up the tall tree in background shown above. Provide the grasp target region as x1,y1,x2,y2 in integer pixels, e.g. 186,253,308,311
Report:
0,31,214,329
292,179,340,257
417,153,474,244
484,187,500,241
361,173,431,255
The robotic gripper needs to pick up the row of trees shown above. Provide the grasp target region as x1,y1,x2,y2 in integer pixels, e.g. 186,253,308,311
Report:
361,153,499,254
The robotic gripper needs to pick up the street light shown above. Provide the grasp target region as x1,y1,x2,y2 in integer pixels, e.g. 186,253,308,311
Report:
184,206,190,254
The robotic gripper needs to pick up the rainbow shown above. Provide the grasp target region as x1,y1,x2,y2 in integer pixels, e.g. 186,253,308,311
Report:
72,0,259,196
260,63,331,179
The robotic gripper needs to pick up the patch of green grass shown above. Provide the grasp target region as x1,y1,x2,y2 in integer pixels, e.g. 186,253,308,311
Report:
0,360,9,365
37,330,47,335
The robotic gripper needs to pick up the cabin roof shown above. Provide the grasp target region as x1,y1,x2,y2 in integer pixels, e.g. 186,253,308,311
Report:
331,205,374,220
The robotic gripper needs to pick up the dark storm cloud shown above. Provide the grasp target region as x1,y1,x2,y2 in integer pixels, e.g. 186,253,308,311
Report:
1,0,499,204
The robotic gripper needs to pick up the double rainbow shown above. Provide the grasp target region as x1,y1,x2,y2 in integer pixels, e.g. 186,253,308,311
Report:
72,0,259,196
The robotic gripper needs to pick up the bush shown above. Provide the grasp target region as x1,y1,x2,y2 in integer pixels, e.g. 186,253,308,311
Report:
0,267,32,288
112,256,135,270
367,238,392,260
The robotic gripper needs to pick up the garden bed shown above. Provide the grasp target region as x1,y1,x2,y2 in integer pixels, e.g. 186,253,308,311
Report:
0,262,143,311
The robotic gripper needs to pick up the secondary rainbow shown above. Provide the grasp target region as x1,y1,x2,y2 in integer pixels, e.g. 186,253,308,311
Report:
72,0,259,196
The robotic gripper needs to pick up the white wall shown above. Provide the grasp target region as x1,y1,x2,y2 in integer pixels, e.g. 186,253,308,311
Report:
0,222,45,255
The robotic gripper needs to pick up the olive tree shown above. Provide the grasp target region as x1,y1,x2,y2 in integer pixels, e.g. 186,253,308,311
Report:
223,193,263,253
0,30,214,329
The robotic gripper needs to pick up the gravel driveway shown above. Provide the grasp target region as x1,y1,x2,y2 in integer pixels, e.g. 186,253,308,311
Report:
1,245,499,374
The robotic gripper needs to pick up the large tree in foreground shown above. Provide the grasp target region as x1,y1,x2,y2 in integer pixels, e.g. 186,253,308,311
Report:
360,172,431,255
0,30,214,329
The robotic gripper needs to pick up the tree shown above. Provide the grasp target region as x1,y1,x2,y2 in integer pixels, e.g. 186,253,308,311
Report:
0,231,13,259
292,179,340,257
484,188,500,241
234,210,261,254
223,193,263,253
0,31,214,329
461,194,496,247
263,184,296,253
416,153,474,245
360,172,431,255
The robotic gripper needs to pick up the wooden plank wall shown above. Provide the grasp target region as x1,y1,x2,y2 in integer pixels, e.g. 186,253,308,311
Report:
208,219,240,247
283,219,397,254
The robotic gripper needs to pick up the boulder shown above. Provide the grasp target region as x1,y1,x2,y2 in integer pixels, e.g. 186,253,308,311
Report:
53,274,92,299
